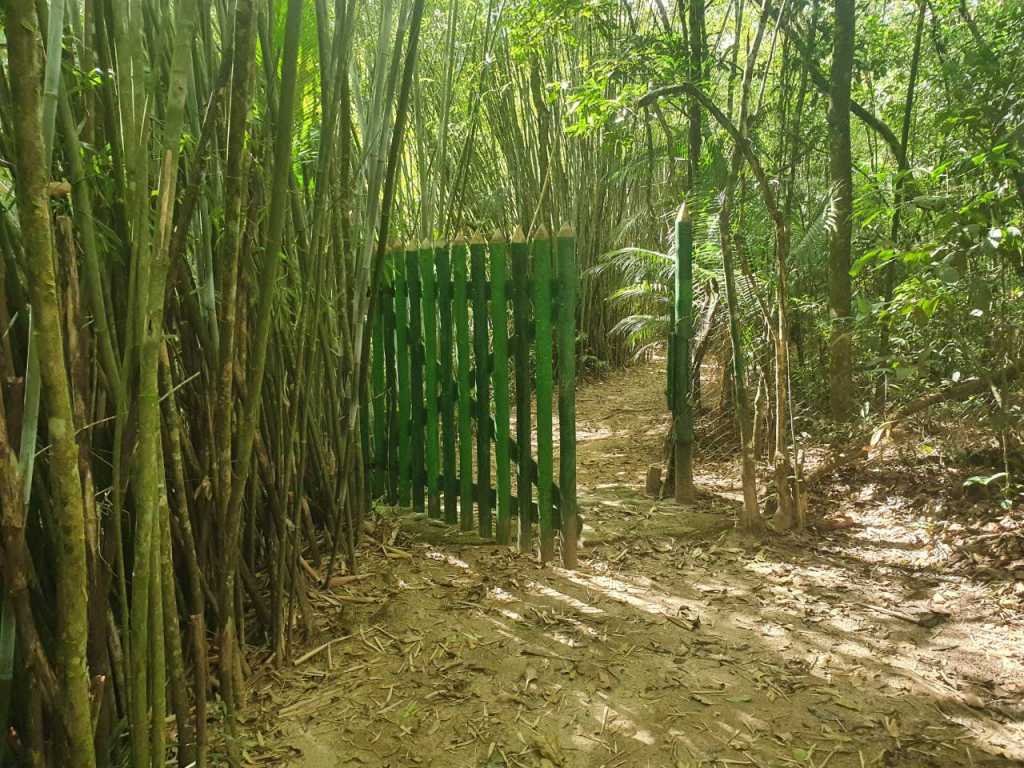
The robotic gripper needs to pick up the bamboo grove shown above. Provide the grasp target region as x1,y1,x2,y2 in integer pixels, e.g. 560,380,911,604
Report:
1,0,1023,764
0,0,644,763
0,0,432,764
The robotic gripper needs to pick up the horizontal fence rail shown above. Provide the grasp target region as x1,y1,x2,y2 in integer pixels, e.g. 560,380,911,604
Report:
370,227,579,566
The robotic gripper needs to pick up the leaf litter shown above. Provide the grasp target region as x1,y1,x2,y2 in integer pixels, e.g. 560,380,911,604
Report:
243,360,1024,767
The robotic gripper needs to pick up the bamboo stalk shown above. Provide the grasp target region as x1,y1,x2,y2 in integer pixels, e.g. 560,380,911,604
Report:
395,248,412,507
371,312,387,498
489,232,512,545
5,1,100,764
406,244,426,514
219,0,304,753
435,243,458,523
470,233,492,537
673,203,696,503
532,228,555,563
452,237,475,530
381,278,400,503
419,242,441,518
510,228,533,552
555,225,578,568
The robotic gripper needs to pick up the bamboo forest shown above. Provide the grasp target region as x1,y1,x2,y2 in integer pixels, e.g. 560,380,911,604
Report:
0,0,1023,764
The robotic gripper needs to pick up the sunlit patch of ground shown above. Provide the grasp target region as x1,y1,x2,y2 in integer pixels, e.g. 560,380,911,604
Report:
244,359,1024,768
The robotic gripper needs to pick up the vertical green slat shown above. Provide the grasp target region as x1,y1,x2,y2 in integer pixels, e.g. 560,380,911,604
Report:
510,230,533,552
382,280,399,503
532,229,555,563
406,246,426,514
490,234,512,545
452,239,474,530
394,250,412,506
360,391,371,501
436,244,458,523
556,226,578,568
371,316,386,498
674,203,696,502
420,242,441,518
470,236,492,537
666,300,675,411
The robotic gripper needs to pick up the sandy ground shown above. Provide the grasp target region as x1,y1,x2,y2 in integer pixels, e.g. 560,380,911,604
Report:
240,360,1024,767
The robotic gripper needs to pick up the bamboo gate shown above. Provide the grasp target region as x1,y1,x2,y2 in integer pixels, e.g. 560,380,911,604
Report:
368,227,579,567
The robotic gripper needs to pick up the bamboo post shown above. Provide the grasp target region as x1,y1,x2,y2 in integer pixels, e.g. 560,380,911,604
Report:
556,225,578,568
436,243,458,523
371,317,386,498
406,245,426,513
382,278,399,502
394,248,412,506
452,237,475,530
489,232,512,545
532,228,555,563
510,228,533,552
470,234,492,537
420,242,441,518
673,203,696,502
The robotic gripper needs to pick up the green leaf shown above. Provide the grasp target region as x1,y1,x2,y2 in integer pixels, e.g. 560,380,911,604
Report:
963,472,1007,488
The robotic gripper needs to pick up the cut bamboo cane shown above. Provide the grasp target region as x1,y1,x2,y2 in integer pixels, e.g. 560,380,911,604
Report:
381,277,399,503
489,232,512,545
452,238,474,530
470,233,492,537
406,245,426,514
532,228,555,563
394,249,412,507
435,243,458,523
510,228,533,552
673,203,696,503
419,241,441,519
556,225,578,568
371,311,386,498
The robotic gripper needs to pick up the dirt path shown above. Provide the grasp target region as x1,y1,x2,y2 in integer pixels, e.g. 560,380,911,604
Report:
243,361,1024,767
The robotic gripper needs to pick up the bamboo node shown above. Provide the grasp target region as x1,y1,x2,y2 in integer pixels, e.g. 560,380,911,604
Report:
511,226,527,243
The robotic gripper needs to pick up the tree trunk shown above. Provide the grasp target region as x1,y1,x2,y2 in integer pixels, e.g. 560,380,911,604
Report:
687,0,704,189
828,0,855,420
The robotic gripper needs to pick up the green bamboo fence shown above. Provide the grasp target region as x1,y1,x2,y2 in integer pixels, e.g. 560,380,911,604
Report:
369,229,579,565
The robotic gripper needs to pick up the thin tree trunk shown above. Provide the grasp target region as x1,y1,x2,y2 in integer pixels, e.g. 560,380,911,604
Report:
687,0,704,189
828,0,855,420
